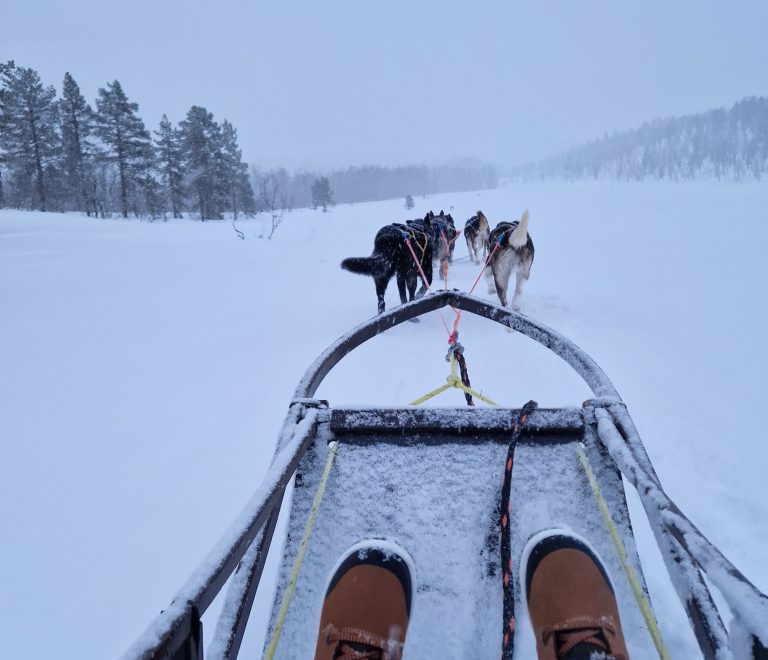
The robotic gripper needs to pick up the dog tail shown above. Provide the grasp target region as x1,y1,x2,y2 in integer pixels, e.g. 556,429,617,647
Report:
341,255,388,278
508,209,530,248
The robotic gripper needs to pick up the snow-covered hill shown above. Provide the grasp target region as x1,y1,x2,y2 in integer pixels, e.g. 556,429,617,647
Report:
2,180,767,658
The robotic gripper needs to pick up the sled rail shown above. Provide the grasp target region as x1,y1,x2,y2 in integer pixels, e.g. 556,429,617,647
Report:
124,291,768,660
122,403,321,660
294,290,620,399
590,402,768,660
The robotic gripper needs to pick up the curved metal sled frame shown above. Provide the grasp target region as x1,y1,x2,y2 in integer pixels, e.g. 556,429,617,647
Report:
124,290,768,660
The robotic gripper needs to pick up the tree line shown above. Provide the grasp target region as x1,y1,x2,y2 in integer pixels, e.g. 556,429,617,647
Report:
252,160,498,211
1,61,501,222
0,61,255,219
515,96,768,182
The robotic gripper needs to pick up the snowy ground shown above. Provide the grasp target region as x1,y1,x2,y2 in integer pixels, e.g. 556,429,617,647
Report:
1,180,767,659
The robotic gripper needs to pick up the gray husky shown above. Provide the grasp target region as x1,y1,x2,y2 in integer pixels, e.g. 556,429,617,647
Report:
464,210,490,264
484,210,534,310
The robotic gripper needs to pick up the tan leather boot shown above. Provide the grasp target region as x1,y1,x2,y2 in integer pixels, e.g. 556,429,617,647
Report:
524,532,630,660
314,541,413,660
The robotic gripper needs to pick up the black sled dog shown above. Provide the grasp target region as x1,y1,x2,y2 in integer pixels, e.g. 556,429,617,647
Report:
408,210,458,264
341,219,433,314
464,210,490,264
485,210,534,310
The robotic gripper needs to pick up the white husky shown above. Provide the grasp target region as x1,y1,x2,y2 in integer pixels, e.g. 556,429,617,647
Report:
484,210,534,310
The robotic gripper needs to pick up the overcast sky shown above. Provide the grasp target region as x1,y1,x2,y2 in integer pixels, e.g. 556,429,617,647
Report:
2,0,767,170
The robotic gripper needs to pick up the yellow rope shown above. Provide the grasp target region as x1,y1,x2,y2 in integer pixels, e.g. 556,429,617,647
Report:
409,355,499,407
413,230,428,258
264,441,340,660
576,445,671,660
401,225,428,259
409,382,453,406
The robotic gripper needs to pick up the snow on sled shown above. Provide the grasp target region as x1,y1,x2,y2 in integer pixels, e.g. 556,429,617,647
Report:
125,290,768,660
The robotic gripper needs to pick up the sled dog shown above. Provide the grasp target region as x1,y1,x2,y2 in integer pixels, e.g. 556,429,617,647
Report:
408,210,457,264
341,217,434,314
464,211,490,264
484,210,534,310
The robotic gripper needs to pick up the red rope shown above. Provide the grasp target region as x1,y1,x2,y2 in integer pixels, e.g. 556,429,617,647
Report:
404,238,432,293
469,240,500,295
445,228,461,246
403,236,452,334
444,239,500,343
403,230,497,343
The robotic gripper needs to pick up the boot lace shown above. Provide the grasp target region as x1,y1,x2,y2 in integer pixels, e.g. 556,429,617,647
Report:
541,616,627,660
324,624,403,660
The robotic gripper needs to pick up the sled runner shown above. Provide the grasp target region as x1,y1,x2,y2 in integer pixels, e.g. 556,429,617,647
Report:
125,290,768,660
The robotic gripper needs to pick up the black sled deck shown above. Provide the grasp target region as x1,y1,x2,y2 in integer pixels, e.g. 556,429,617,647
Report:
124,291,768,660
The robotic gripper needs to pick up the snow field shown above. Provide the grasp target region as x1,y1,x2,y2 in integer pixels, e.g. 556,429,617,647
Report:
1,180,767,658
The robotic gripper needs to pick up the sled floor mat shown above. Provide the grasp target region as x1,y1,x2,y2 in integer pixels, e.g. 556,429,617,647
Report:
264,407,659,659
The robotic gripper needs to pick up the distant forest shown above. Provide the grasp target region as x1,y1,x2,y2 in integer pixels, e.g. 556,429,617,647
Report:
251,161,499,212
0,60,498,220
516,96,768,181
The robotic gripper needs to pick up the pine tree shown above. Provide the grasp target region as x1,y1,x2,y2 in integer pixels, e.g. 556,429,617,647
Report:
404,194,414,210
220,119,255,219
141,174,163,221
178,105,227,220
0,68,6,209
154,115,185,218
135,141,162,219
60,72,96,214
311,176,333,212
0,61,60,211
94,80,152,218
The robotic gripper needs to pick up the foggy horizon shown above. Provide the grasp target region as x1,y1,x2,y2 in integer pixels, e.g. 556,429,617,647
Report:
3,0,767,172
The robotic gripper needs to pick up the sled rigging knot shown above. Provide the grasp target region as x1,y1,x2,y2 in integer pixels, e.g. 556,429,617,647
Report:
409,335,498,407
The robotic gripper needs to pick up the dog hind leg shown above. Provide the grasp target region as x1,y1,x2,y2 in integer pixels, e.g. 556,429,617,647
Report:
421,254,432,295
511,271,526,311
416,255,432,297
404,270,422,321
396,272,408,305
494,271,508,307
375,276,388,314
484,261,497,294
493,256,514,308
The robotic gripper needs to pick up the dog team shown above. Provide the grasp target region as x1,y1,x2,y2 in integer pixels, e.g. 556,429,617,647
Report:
342,208,534,313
